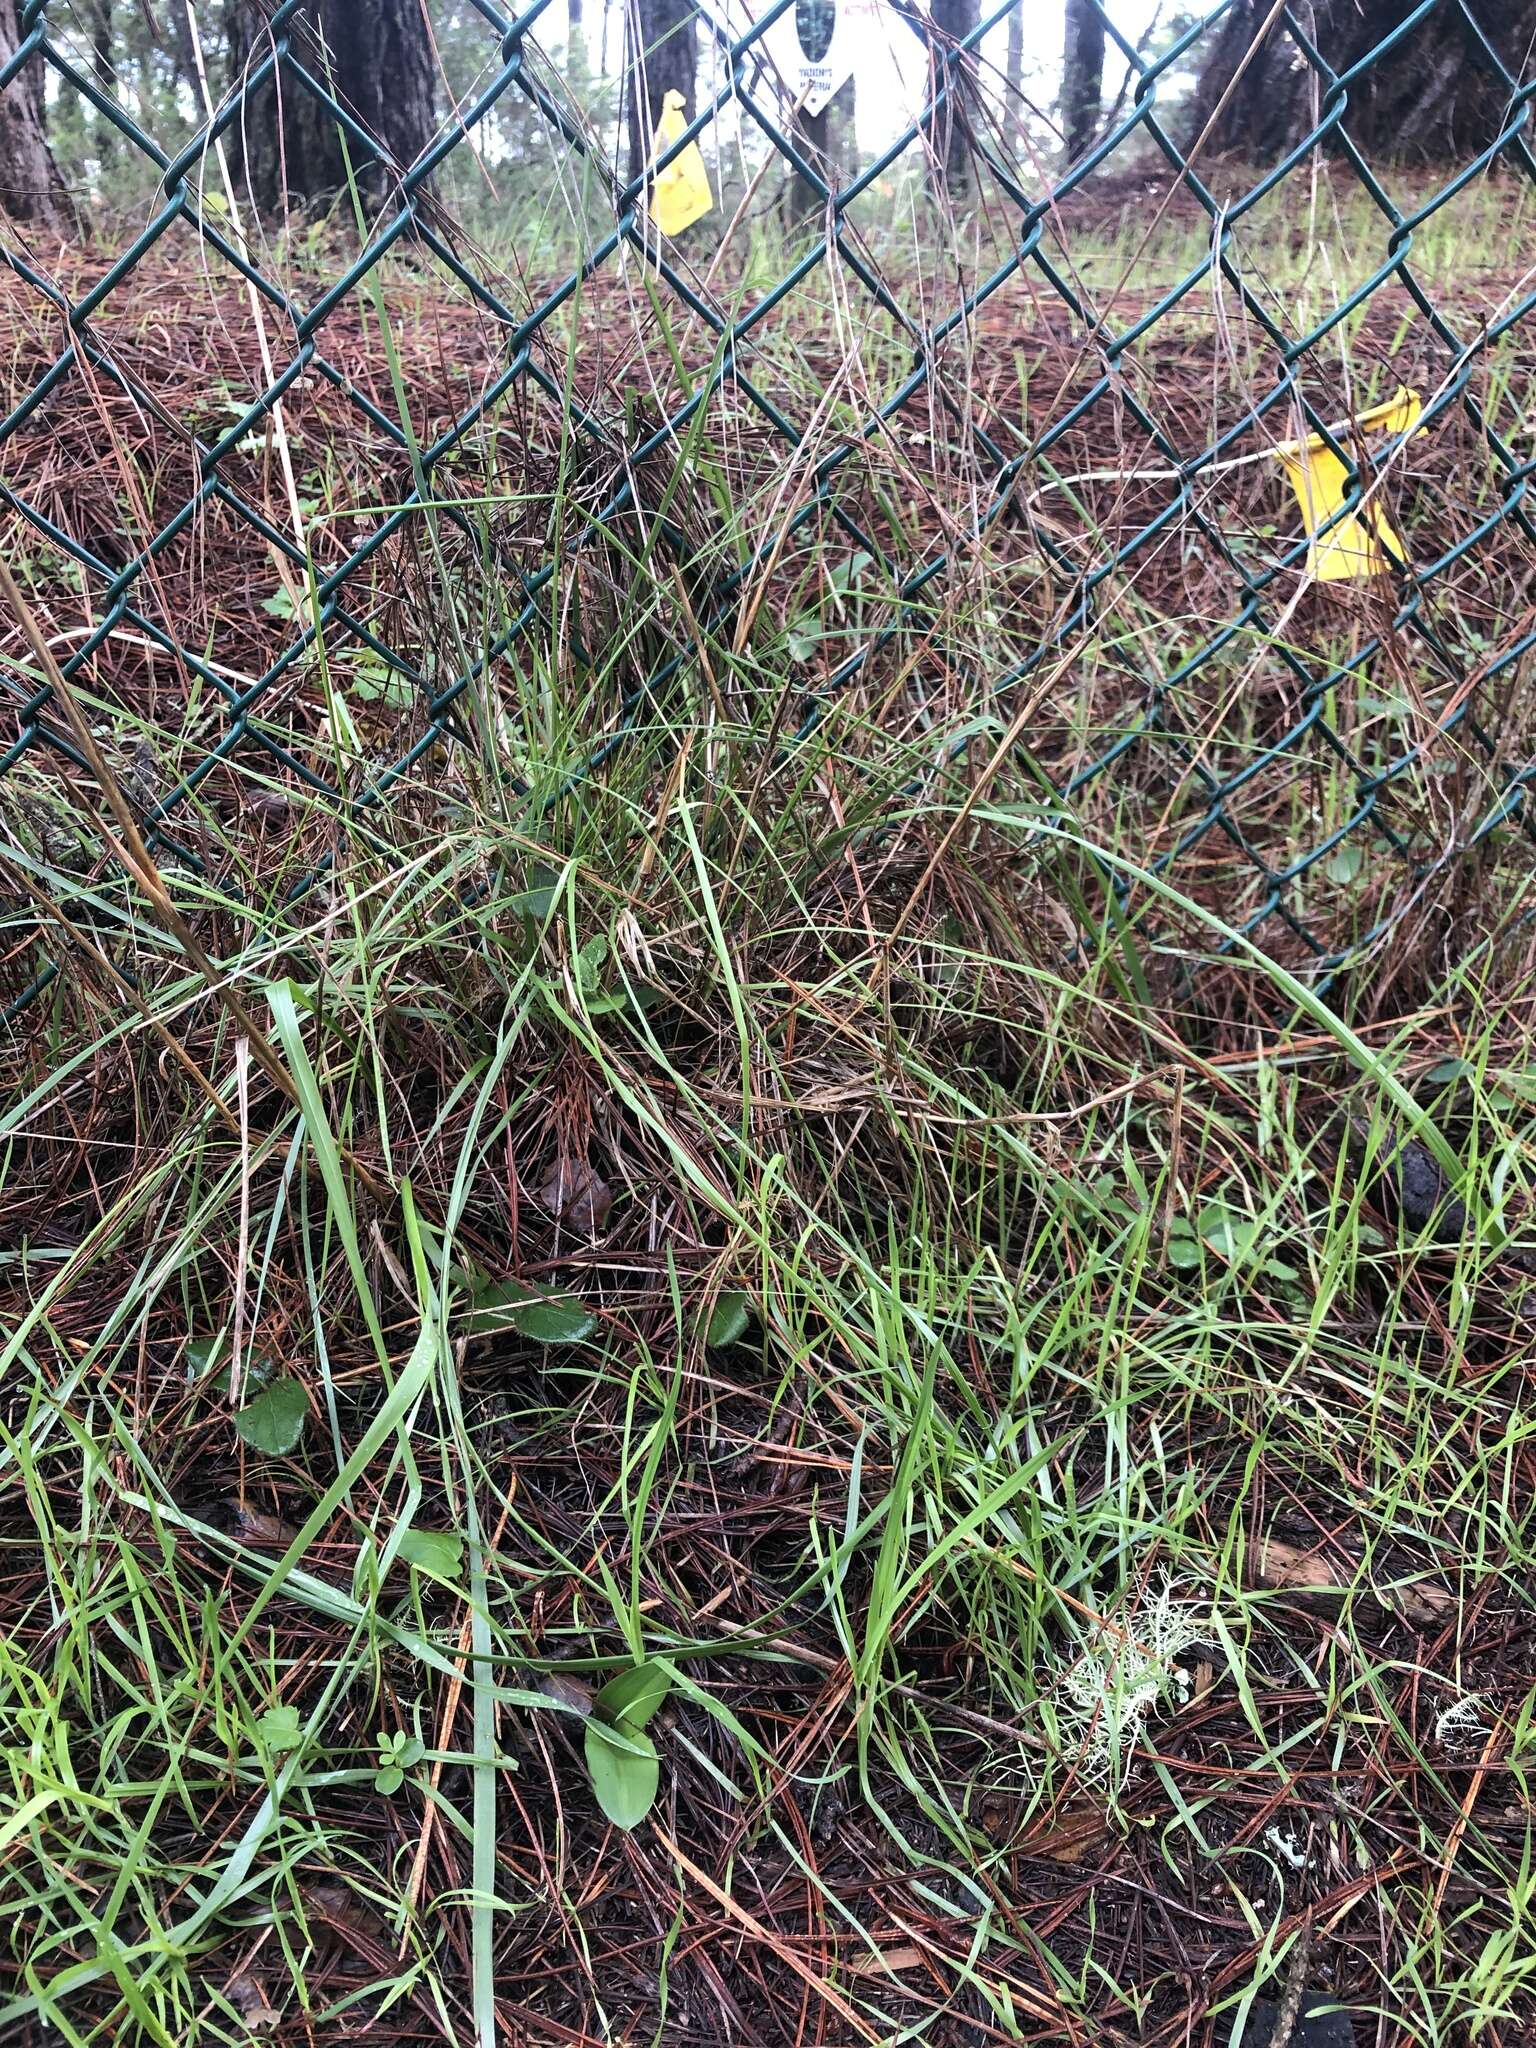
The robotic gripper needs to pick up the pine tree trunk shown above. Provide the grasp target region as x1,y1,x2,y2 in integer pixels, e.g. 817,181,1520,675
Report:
828,70,854,180
169,0,208,108
1005,1,1023,141
0,0,66,224
1187,0,1531,162
927,0,977,200
1061,0,1104,161
87,0,113,93
231,0,436,216
789,75,854,224
624,0,697,185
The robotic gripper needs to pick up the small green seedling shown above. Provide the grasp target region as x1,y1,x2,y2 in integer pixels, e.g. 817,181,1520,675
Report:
255,1704,303,1755
582,1661,673,1830
373,1729,425,1796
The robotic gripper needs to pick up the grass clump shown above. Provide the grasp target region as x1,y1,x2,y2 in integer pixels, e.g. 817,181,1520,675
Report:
4,683,1535,2041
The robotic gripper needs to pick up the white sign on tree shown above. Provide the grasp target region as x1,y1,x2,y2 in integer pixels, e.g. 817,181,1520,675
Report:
753,0,891,118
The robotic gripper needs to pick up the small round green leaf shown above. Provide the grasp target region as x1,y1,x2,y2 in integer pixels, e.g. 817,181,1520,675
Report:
1197,1204,1260,1260
510,884,558,921
575,932,609,991
463,1278,595,1345
233,1375,309,1456
348,657,412,706
398,1528,464,1580
1425,1057,1472,1085
704,1290,752,1349
1325,842,1364,885
186,1335,225,1378
255,1704,303,1753
205,1348,278,1398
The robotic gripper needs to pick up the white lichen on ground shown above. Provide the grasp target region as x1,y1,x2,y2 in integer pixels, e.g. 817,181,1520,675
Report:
1434,1691,1490,1753
1055,1575,1212,1785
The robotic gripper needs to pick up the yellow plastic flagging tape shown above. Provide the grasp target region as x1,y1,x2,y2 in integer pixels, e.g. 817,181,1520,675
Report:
1271,386,1424,581
651,90,712,237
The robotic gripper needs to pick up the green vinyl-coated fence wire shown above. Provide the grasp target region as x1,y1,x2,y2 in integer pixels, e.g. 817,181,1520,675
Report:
1,0,1534,1018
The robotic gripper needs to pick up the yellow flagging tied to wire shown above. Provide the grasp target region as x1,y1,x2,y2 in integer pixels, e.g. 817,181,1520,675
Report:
650,90,712,237
1272,386,1424,581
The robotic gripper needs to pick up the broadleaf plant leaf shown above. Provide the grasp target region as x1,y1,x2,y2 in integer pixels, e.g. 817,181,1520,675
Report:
704,1290,752,1349
398,1528,464,1580
255,1704,303,1753
186,1335,225,1378
509,885,557,921
594,1660,673,1731
462,1277,595,1344
583,1717,659,1830
233,1374,309,1455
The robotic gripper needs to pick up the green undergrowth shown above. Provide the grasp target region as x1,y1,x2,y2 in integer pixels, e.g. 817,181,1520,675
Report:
4,697,1536,2042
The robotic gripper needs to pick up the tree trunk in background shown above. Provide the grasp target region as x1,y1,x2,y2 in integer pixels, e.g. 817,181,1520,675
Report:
87,0,114,94
926,0,977,200
624,0,697,184
1061,0,1104,161
168,0,208,108
790,75,854,224
1004,1,1023,142
231,0,436,216
0,0,66,223
829,72,855,175
1187,0,1530,162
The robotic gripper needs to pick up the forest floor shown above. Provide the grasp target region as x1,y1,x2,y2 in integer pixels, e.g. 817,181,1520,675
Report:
2,160,1536,2046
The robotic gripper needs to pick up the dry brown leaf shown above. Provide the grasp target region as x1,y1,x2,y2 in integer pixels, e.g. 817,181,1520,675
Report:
536,1159,613,1235
1021,1801,1110,1865
538,1670,594,1716
976,1794,1012,1838
226,1502,299,1550
225,1972,280,2034
1257,1539,1458,1629
298,1880,388,1957
243,790,292,828
848,1945,925,1977
1390,1579,1458,1627
1254,1537,1344,1594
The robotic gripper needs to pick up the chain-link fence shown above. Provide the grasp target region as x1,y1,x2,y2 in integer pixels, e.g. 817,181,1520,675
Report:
2,0,1534,1020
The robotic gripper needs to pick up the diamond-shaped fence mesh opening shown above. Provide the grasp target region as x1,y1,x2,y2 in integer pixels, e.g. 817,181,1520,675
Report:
2,0,1535,1020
